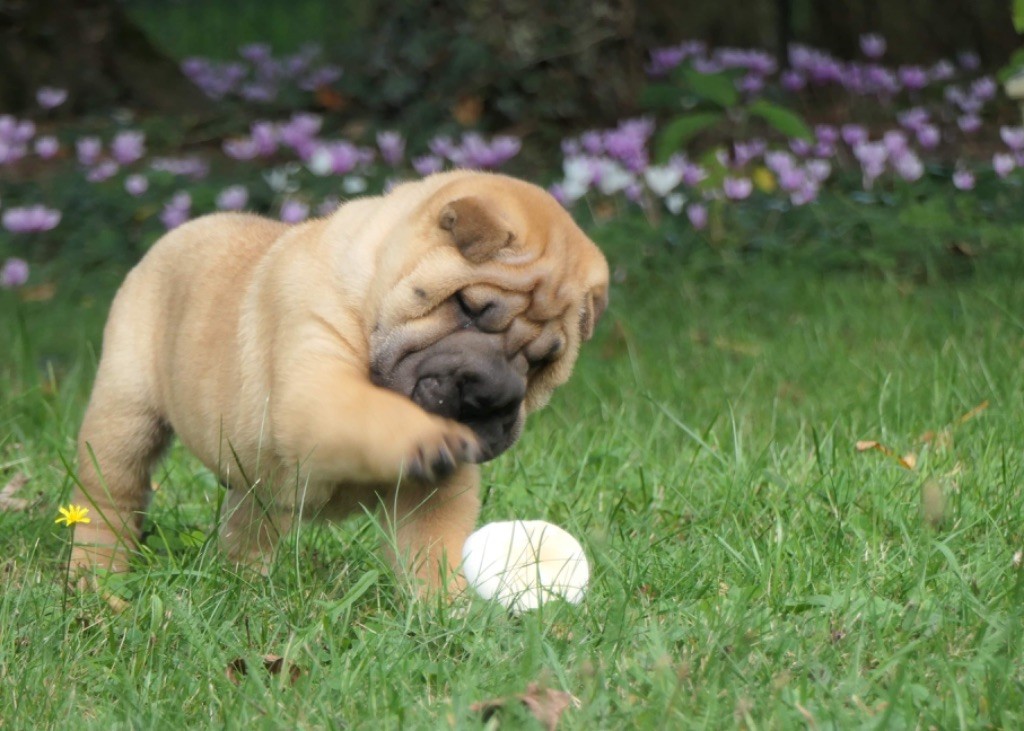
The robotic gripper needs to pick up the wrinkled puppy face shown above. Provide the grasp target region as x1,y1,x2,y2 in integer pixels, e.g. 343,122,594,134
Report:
368,173,609,462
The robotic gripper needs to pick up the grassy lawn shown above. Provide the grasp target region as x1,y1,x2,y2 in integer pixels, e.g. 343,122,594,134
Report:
2,212,1023,728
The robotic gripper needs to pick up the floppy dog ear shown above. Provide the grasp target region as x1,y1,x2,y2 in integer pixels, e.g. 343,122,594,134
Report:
439,197,515,263
579,284,608,342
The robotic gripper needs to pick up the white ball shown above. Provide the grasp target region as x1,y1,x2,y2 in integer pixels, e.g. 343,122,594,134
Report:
461,520,589,613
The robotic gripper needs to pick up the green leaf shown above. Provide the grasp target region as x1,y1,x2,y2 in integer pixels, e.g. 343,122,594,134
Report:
748,100,813,140
653,112,725,162
997,48,1024,82
682,68,739,108
1015,0,1024,32
639,83,682,110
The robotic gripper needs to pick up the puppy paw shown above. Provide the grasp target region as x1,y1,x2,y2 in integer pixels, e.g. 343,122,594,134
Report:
405,419,482,482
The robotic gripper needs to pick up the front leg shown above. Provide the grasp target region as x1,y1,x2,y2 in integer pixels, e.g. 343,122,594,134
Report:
272,356,483,485
381,465,481,596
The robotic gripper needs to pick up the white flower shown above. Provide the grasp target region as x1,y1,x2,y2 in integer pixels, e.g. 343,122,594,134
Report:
644,165,683,197
306,147,334,177
664,192,686,215
462,520,589,613
342,175,367,194
595,160,634,196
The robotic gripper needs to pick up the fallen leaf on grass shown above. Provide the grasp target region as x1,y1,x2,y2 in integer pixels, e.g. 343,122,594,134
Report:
19,282,57,302
226,655,302,686
471,682,580,731
921,479,947,529
314,85,346,112
854,441,916,470
957,400,989,424
0,473,31,511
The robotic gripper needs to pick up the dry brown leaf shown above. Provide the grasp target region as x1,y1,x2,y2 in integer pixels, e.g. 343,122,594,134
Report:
314,85,346,112
471,682,579,731
452,95,483,126
0,473,30,511
854,441,915,470
957,400,989,424
19,282,57,302
226,655,302,685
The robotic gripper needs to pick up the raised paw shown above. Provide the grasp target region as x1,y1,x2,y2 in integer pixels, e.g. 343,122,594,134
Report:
406,419,483,483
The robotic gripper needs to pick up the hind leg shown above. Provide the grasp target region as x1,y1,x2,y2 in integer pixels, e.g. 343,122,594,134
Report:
71,386,170,574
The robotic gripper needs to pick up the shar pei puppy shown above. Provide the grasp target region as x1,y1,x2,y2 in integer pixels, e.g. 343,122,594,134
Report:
71,170,609,593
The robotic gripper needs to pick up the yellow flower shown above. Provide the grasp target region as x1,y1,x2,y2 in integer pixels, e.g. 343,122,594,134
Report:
55,504,91,526
752,166,777,194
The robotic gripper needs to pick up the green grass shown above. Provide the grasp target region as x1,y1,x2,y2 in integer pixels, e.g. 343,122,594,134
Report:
2,220,1024,728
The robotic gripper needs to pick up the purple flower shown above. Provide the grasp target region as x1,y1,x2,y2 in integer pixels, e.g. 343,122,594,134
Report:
892,150,924,181
686,203,708,230
916,125,940,149
111,130,146,165
124,174,149,196
317,196,341,217
223,138,260,160
957,52,980,70
239,43,273,63
377,131,405,167
36,87,67,109
2,205,61,233
34,136,60,159
778,166,805,192
930,60,955,82
250,122,278,157
279,113,322,156
216,185,249,211
280,199,309,223
0,258,29,288
160,192,191,229
790,179,820,206
897,108,930,131
952,169,975,190
602,118,653,172
840,124,868,147
428,136,456,159
1000,126,1024,151
971,76,997,102
412,154,444,176
883,130,908,156
993,153,1015,178
780,70,806,92
859,34,886,59
76,136,102,166
307,141,366,176
854,141,887,185
722,176,752,200
958,115,982,134
86,160,119,182
680,162,707,187
733,139,766,167
737,73,764,95
299,64,343,91
240,83,278,103
789,138,812,157
646,46,688,76
805,159,831,182
897,66,928,91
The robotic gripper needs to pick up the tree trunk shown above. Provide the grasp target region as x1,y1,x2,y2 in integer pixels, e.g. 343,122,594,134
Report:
0,0,208,115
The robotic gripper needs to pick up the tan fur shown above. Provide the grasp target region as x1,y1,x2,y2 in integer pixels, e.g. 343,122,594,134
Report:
71,171,609,593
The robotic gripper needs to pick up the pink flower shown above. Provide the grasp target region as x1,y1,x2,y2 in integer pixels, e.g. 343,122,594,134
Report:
723,177,752,200
377,131,405,167
1000,127,1024,151
216,185,249,211
952,169,975,190
124,174,149,196
76,137,102,166
86,160,119,182
916,125,940,149
957,115,981,134
36,87,67,109
993,153,1015,178
160,192,191,229
34,136,60,159
111,130,145,165
859,34,886,59
280,199,309,223
893,150,924,182
2,205,61,233
1,258,29,288
686,203,708,230
412,154,443,176
223,138,260,160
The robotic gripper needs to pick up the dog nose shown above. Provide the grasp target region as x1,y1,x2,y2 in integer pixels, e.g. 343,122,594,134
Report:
458,361,525,419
